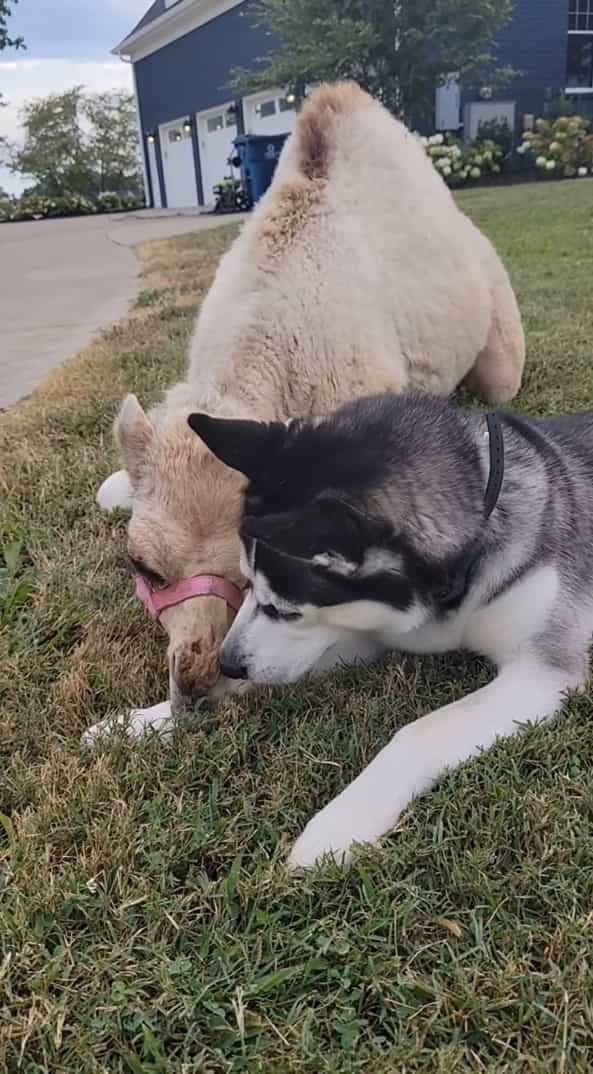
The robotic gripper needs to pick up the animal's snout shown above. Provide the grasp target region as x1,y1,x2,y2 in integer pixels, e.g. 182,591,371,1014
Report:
219,659,248,681
170,641,220,702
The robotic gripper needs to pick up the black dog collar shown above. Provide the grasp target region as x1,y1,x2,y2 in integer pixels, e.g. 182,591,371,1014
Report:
435,411,504,609
483,412,505,519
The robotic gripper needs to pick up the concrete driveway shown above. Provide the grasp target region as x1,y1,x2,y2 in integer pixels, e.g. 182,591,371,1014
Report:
0,210,245,410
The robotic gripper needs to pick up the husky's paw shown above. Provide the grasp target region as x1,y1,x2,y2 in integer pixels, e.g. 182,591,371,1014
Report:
288,799,380,870
96,469,133,513
82,700,175,747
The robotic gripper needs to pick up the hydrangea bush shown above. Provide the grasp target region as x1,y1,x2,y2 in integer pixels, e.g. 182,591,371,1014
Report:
419,133,506,187
0,190,144,223
517,115,593,179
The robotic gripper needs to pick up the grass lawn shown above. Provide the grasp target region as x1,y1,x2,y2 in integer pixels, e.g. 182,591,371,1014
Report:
3,182,593,1073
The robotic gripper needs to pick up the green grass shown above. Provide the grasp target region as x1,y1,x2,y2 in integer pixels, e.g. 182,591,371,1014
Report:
3,183,593,1073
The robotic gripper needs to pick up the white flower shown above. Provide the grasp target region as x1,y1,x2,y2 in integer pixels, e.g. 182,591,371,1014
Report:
535,156,547,168
545,159,556,171
516,144,528,155
443,165,452,176
578,166,588,177
451,145,462,158
430,133,444,145
470,167,481,179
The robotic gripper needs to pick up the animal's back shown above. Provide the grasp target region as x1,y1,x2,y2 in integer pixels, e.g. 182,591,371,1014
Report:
187,83,516,409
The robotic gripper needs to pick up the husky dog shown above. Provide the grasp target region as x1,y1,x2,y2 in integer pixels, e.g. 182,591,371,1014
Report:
188,394,593,868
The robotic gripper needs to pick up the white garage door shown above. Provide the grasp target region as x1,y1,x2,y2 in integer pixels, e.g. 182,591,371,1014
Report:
159,119,198,209
197,105,237,206
243,90,298,136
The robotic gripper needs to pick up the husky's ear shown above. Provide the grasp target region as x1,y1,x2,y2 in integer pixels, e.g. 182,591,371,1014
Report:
242,500,383,565
188,413,286,480
114,395,154,486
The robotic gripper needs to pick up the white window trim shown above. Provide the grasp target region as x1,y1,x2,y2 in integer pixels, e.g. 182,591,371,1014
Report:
113,0,244,62
196,99,237,121
566,19,593,90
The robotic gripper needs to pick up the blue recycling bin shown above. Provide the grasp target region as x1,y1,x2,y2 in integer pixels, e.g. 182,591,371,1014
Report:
232,133,289,206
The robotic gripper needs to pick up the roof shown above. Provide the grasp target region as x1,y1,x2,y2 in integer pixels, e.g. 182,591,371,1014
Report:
113,0,242,58
121,1,168,42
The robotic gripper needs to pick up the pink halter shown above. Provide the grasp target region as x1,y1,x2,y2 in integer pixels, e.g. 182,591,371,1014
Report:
135,573,244,622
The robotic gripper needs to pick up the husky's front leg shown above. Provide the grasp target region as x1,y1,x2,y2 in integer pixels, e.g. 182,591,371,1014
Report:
288,657,582,869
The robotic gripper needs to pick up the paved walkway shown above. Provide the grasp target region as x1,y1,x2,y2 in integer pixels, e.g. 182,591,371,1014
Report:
0,210,246,409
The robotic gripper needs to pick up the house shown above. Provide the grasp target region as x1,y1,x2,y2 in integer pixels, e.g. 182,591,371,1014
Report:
115,0,593,209
114,0,297,210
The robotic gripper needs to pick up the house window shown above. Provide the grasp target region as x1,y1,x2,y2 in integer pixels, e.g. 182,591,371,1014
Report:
207,115,224,133
279,97,295,113
568,0,593,31
225,112,236,127
168,127,191,142
257,99,277,118
567,0,593,88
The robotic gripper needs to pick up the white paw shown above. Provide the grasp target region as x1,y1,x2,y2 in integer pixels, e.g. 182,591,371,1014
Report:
82,700,175,746
96,469,133,512
287,799,382,870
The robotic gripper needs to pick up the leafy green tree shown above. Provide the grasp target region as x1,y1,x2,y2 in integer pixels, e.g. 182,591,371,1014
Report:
232,0,515,124
83,91,142,195
1,0,25,152
0,0,24,52
11,87,94,197
10,87,142,198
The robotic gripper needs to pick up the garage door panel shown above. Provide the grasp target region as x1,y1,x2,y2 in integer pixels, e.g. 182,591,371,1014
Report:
159,120,198,209
244,91,297,136
197,106,237,207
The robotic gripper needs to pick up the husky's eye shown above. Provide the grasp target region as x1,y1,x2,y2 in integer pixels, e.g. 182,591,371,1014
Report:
260,603,300,622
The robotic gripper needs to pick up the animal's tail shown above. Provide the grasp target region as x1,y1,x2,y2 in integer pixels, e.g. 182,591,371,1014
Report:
293,81,373,180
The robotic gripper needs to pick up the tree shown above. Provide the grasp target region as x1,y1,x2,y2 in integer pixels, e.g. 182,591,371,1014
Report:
0,0,24,52
83,91,142,196
10,87,142,198
1,0,25,151
231,0,515,126
11,88,94,197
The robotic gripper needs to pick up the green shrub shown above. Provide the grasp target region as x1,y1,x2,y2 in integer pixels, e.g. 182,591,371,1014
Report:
517,114,593,178
14,195,55,221
477,117,513,157
121,193,144,211
0,196,15,222
419,133,505,187
96,191,122,213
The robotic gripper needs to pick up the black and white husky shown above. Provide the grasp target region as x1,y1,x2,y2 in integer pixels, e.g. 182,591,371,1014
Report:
189,394,593,868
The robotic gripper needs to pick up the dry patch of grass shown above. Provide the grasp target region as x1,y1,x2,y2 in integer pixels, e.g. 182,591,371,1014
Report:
3,187,593,1073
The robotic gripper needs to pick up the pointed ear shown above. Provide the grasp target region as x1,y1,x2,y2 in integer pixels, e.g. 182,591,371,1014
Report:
114,394,154,485
187,413,285,480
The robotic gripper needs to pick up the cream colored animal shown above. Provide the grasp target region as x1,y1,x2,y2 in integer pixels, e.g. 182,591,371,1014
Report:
91,82,524,738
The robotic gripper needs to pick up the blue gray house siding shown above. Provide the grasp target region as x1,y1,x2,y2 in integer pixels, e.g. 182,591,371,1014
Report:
495,0,569,117
134,1,275,132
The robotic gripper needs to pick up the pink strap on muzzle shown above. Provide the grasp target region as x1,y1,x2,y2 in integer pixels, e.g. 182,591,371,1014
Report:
135,573,244,622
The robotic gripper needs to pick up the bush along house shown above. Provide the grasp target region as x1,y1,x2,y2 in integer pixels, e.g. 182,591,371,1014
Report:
116,0,593,209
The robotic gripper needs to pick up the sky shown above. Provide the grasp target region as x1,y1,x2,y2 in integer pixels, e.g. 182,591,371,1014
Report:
0,0,149,194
